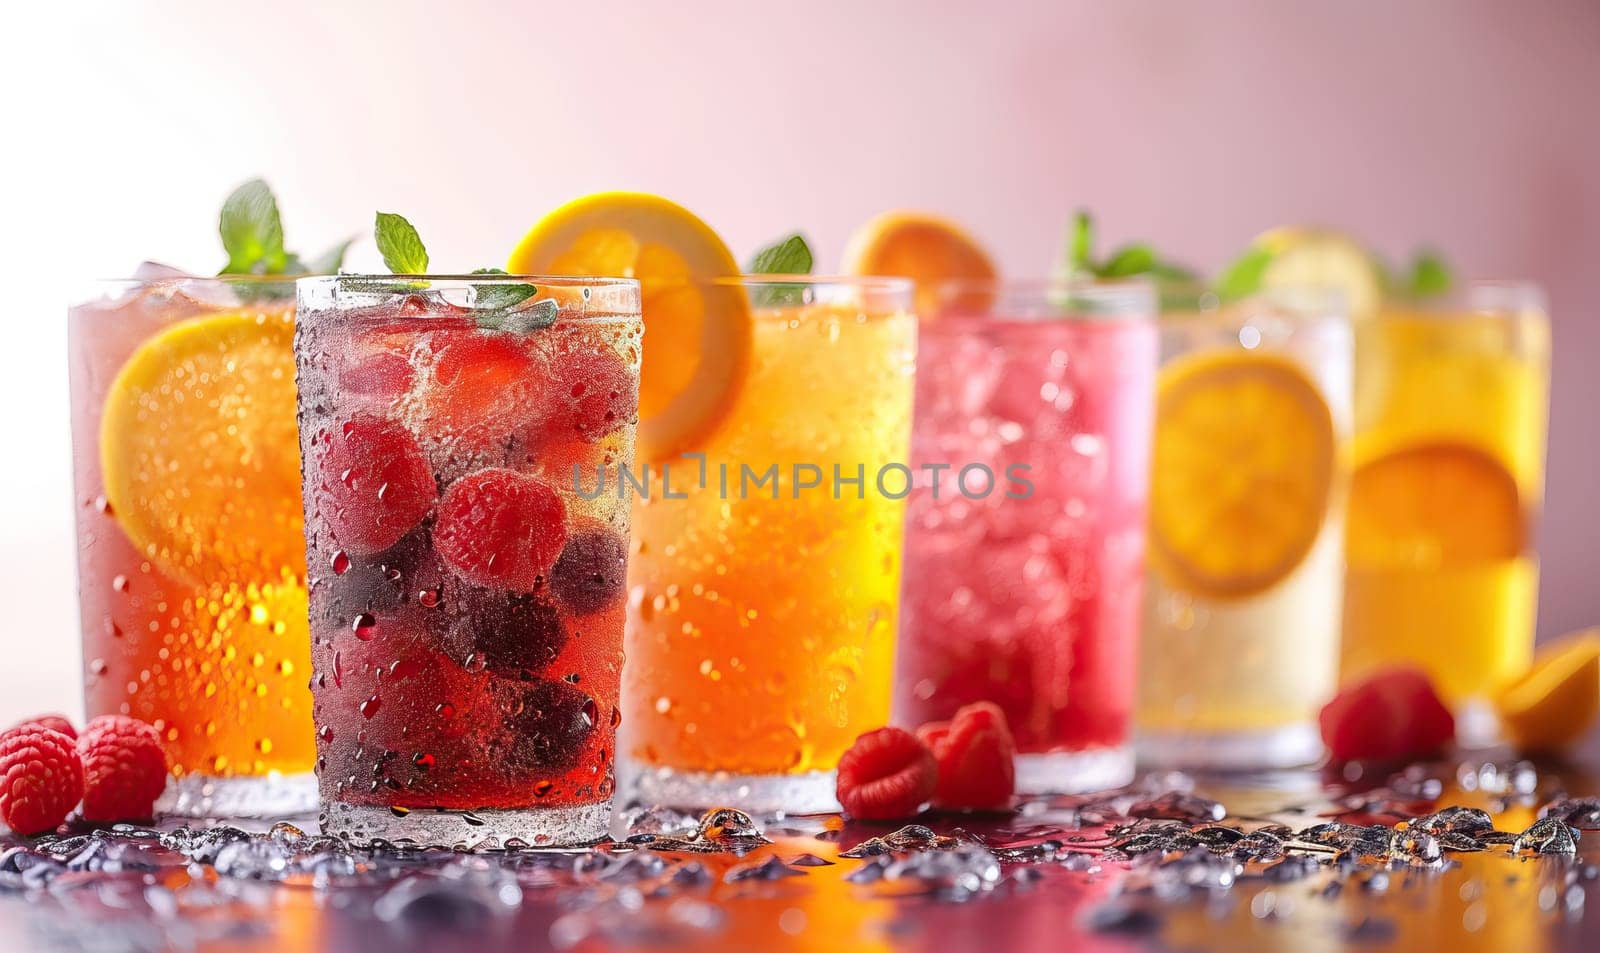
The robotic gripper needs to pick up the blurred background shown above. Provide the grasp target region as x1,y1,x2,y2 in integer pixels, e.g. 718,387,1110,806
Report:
4,0,1596,721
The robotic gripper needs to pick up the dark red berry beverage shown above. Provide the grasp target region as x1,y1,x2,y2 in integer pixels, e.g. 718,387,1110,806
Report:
294,275,641,847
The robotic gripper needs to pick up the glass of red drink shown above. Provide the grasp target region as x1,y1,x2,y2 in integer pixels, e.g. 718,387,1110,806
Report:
894,279,1157,794
295,275,641,847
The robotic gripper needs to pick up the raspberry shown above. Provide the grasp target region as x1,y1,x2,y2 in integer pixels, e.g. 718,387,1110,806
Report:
434,586,568,677
312,414,437,553
835,727,937,821
497,679,597,776
77,715,168,823
1320,667,1455,762
550,527,628,614
548,347,637,442
429,331,553,444
9,715,76,739
435,469,567,591
0,725,84,835
916,702,1017,811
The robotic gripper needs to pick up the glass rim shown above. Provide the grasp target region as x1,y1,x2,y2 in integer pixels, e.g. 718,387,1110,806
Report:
305,273,641,287
703,274,914,293
1383,279,1547,318
927,276,1156,322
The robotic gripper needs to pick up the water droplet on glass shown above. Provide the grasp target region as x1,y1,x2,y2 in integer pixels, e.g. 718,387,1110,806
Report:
331,551,351,575
352,613,378,641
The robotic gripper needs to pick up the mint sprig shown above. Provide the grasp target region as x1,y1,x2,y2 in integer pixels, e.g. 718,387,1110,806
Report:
469,268,539,310
1404,249,1452,299
218,178,351,278
1063,211,1197,284
744,233,814,307
220,179,286,274
370,216,554,331
1213,246,1274,302
375,212,429,274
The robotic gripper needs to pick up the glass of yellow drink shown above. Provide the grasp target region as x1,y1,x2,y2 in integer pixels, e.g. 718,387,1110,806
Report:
1137,289,1352,768
622,277,916,812
1340,282,1550,740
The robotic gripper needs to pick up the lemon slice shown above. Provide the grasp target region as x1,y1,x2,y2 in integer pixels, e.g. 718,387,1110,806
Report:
100,310,304,587
508,192,749,461
1250,227,1385,319
1346,442,1524,570
1496,628,1600,752
841,210,997,317
1150,351,1336,599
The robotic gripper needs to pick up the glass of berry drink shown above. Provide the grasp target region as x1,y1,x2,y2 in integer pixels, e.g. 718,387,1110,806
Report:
894,279,1157,793
295,275,641,847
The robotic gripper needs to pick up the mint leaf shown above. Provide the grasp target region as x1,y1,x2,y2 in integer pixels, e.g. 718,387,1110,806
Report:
469,267,539,311
375,212,429,274
1407,249,1452,299
304,238,355,275
1068,211,1095,272
476,298,559,333
744,233,814,307
1214,246,1274,301
219,179,286,274
745,233,813,275
1099,243,1158,278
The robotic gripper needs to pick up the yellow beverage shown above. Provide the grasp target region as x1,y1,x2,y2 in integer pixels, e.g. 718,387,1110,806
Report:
1138,292,1352,767
1341,284,1550,718
624,279,916,811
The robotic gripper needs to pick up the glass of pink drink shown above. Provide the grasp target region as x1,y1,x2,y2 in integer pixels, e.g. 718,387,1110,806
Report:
895,280,1158,793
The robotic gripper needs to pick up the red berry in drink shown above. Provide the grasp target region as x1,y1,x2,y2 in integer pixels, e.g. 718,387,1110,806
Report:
551,527,628,614
549,347,638,442
1319,667,1455,762
312,415,437,553
435,587,568,677
499,679,597,775
835,726,937,821
916,701,1016,811
429,331,552,442
434,468,567,591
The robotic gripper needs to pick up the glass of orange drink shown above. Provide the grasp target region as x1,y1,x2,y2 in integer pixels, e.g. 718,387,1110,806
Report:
1340,283,1550,740
69,275,316,816
1137,288,1352,768
507,195,919,812
620,276,916,811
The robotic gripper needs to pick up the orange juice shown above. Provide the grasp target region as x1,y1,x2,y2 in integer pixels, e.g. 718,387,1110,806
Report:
623,279,916,811
1341,284,1550,728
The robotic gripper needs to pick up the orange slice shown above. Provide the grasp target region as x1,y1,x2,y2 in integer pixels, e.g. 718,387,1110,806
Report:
1495,628,1600,752
1346,443,1524,569
100,310,304,587
841,210,996,316
507,192,749,461
1150,351,1335,599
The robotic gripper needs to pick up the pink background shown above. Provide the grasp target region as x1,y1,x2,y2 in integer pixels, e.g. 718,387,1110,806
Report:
4,0,1596,720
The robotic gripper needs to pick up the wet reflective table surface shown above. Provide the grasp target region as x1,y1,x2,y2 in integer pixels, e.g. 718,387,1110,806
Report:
3,739,1599,953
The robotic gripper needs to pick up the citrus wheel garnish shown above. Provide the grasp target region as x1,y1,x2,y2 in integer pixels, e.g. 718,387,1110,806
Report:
1495,628,1600,753
1251,226,1385,319
507,192,749,461
1346,442,1524,569
841,210,997,317
1149,351,1336,599
100,310,304,587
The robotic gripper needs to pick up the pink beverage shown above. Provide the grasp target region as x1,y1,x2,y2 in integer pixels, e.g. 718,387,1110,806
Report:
895,280,1157,793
